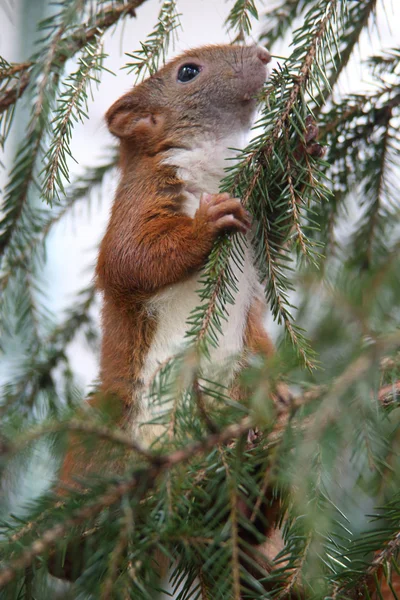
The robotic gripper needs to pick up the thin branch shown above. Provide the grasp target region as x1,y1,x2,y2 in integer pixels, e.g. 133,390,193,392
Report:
335,532,400,599
193,379,219,433
0,61,33,81
320,90,400,138
43,36,106,201
7,419,154,462
101,504,133,600
0,153,118,294
0,71,30,113
315,0,378,109
0,415,252,588
219,445,241,600
0,0,145,115
364,116,391,269
276,534,312,599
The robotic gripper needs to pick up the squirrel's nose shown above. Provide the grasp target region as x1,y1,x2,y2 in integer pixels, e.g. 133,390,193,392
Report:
256,46,271,64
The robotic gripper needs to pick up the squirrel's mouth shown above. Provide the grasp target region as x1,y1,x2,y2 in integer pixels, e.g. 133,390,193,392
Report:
242,92,257,102
239,63,270,103
241,79,268,103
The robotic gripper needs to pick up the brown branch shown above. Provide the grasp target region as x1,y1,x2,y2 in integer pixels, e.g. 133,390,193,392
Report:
0,61,33,80
0,13,68,261
367,533,400,584
334,532,400,599
199,568,210,600
0,71,31,113
0,415,252,588
276,534,312,599
261,1,335,159
193,379,219,433
8,419,154,462
0,0,146,115
284,126,309,256
0,0,147,265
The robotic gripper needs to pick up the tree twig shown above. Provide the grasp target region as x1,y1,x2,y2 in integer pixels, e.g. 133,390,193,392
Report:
0,0,146,115
0,415,252,588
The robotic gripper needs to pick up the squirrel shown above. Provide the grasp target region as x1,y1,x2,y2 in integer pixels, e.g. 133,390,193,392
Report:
61,43,274,469
54,44,323,589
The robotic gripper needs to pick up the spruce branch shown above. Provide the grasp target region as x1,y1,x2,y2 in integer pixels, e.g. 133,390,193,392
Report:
124,0,181,81
354,118,391,269
0,285,97,418
0,0,146,116
1,2,400,597
0,478,140,589
0,415,253,588
276,534,312,599
0,5,76,260
265,0,380,112
364,533,400,593
220,448,241,600
187,0,338,369
42,35,107,203
0,2,144,359
0,70,30,112
318,54,400,265
1,354,399,590
6,419,153,462
259,0,306,48
225,0,259,42
100,504,134,600
314,0,378,108
0,151,118,296
262,1,336,146
333,528,400,598
0,60,33,81
0,58,31,146
286,143,309,257
0,0,143,259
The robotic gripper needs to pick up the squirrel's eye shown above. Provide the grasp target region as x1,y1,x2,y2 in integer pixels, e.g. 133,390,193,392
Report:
177,64,201,83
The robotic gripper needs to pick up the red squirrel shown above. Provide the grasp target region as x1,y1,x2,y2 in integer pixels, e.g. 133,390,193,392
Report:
61,43,275,474
54,45,324,589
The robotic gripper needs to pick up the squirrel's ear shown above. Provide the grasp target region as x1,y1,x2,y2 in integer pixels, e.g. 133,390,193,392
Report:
106,93,162,139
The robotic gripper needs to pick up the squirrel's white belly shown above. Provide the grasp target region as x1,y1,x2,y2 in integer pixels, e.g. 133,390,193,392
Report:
135,134,260,441
140,238,258,387
135,240,258,443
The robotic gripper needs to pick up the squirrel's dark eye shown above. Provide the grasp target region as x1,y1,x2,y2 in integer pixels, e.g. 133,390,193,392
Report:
177,64,201,83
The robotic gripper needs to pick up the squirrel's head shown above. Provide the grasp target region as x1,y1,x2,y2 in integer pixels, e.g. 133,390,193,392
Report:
106,44,271,153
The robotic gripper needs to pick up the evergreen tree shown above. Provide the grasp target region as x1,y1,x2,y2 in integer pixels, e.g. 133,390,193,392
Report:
0,1,399,598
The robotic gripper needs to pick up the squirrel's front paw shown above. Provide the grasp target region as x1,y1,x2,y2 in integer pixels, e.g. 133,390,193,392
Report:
197,192,251,236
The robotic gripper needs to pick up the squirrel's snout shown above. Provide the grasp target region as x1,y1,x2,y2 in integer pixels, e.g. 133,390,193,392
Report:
256,46,271,65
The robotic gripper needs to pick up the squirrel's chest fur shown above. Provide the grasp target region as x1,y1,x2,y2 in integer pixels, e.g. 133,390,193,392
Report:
139,133,260,398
